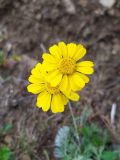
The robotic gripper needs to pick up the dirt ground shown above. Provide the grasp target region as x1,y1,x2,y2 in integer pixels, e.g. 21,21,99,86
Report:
0,0,120,159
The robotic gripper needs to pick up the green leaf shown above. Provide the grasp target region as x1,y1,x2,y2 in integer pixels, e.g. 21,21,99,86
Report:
0,124,13,136
0,51,5,65
81,126,92,138
2,124,13,132
0,146,12,160
54,126,70,158
101,151,117,160
73,155,92,160
91,134,104,147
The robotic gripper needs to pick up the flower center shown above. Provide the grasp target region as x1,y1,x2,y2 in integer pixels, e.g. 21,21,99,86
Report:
59,58,76,74
46,83,60,94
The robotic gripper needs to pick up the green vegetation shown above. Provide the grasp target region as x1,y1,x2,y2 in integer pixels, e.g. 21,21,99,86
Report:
0,124,13,137
0,124,14,160
54,108,119,160
0,50,5,66
0,145,13,160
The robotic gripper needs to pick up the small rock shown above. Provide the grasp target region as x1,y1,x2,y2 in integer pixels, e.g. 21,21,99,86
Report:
99,0,116,8
112,44,120,55
4,135,13,147
22,154,31,160
108,9,115,15
0,25,7,42
36,13,42,20
5,42,12,52
79,0,88,7
62,0,76,14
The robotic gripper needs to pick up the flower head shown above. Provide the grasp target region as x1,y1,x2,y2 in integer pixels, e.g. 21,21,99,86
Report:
42,42,94,94
27,42,94,113
27,63,79,113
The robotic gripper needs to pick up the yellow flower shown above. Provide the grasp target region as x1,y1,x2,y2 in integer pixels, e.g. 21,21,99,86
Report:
27,63,79,113
42,42,94,94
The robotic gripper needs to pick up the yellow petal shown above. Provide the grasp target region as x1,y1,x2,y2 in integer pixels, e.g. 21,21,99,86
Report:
31,63,42,75
51,94,64,113
76,67,94,74
69,73,85,91
31,67,40,76
67,91,80,101
47,70,63,86
58,41,68,57
49,45,62,59
27,84,45,94
28,75,45,84
73,44,86,61
42,61,57,71
76,72,89,83
59,75,70,94
60,93,68,105
77,61,94,67
67,43,77,58
36,91,51,111
31,70,45,80
42,53,58,63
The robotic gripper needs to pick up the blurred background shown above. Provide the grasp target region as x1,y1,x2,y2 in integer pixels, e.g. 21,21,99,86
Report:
0,0,120,159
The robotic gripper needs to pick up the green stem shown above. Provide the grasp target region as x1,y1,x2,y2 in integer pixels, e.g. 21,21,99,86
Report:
68,101,80,144
43,149,50,160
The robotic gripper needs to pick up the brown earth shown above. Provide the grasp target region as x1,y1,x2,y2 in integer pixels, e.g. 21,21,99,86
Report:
0,0,120,159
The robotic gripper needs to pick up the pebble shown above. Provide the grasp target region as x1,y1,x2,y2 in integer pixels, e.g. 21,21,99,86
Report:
79,0,88,7
36,13,42,20
22,154,31,160
99,0,116,8
62,0,76,14
4,135,13,147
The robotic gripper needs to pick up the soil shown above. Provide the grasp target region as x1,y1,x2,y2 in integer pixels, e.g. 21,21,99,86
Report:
0,0,120,159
